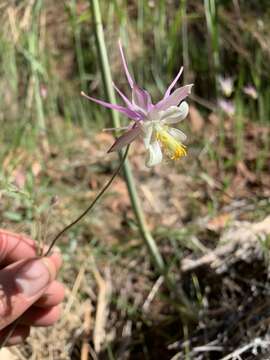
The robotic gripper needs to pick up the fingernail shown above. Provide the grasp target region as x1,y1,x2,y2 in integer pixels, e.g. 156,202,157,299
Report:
15,259,51,297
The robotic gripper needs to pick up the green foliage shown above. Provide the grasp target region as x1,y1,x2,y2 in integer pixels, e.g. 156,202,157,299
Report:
0,1,269,139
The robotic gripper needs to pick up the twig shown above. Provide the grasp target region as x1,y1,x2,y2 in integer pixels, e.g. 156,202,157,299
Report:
142,276,164,312
220,337,270,360
92,263,111,353
64,265,86,315
81,301,92,360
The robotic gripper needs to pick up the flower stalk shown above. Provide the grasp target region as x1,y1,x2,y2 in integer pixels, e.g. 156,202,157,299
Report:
43,145,131,257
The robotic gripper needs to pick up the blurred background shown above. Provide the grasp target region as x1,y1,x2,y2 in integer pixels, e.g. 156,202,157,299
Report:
0,0,270,359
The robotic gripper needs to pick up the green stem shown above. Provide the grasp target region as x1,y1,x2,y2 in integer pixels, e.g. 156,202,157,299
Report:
70,0,86,91
181,0,189,84
89,0,165,273
204,0,219,94
89,0,197,319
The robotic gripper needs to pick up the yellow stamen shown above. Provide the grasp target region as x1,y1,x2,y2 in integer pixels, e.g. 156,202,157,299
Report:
156,128,187,160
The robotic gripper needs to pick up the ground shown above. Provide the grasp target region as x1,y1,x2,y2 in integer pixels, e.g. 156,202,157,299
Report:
1,111,270,359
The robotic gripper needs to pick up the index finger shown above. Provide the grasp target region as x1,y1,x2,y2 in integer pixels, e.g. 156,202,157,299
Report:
0,229,62,271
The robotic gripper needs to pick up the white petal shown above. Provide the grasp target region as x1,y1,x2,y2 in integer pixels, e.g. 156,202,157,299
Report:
159,106,179,120
167,127,187,142
142,123,153,149
145,140,163,167
161,102,189,124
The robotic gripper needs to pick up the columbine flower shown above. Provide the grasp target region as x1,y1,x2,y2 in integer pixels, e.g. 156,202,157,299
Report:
218,76,234,97
82,41,192,167
243,85,258,100
218,99,235,117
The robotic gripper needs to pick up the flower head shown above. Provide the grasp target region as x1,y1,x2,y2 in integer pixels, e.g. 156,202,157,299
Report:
243,85,258,100
82,41,193,167
218,76,234,97
218,99,235,117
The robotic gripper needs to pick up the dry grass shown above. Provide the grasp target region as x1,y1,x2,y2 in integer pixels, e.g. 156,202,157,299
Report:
0,1,270,359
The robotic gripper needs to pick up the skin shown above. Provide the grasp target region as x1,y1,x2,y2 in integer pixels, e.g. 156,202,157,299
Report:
0,229,65,346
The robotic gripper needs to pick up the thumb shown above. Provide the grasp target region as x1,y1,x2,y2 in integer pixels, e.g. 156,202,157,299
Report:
0,257,56,330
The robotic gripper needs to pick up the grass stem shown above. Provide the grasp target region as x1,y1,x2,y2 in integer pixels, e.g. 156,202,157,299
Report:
89,0,165,274
89,0,196,318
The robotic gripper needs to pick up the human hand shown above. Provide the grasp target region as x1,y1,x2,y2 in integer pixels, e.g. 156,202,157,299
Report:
0,229,65,346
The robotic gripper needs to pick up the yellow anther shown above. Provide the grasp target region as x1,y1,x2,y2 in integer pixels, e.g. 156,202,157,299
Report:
156,128,187,160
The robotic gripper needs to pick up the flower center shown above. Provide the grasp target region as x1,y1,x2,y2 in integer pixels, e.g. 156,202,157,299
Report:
156,128,187,160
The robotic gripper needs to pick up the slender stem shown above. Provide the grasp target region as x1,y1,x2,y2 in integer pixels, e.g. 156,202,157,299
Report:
121,160,165,271
181,0,189,84
0,318,21,348
70,0,86,91
204,0,219,94
89,0,165,273
44,145,130,257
